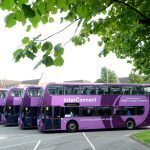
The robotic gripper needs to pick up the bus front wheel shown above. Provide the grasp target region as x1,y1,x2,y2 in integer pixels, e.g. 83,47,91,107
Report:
67,121,78,132
126,119,135,130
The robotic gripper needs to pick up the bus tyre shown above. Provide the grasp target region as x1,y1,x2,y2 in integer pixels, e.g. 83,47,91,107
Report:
67,121,78,133
126,119,135,130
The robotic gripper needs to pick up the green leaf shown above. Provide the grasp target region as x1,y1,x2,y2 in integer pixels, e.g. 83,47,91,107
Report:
26,25,31,32
22,4,35,18
98,41,103,46
37,43,42,49
13,49,24,62
51,7,57,14
31,46,38,53
1,0,15,10
38,2,46,14
77,5,89,18
42,56,54,66
5,13,16,28
29,12,41,28
54,47,64,58
54,57,64,66
25,50,36,60
22,37,30,44
57,0,66,9
15,11,24,22
41,42,53,52
41,16,48,24
49,17,54,23
17,0,28,7
127,60,132,64
54,43,62,51
46,0,55,12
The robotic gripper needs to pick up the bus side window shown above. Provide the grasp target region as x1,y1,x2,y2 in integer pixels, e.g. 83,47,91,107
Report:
72,85,80,95
65,107,79,117
143,86,150,95
113,107,121,115
97,107,111,116
81,107,95,116
110,87,121,95
81,86,95,95
98,89,104,94
90,89,95,95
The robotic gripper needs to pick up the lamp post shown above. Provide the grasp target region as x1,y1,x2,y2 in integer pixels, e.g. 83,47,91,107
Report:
106,68,108,83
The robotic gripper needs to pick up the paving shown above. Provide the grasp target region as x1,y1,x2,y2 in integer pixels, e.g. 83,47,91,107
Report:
0,125,149,150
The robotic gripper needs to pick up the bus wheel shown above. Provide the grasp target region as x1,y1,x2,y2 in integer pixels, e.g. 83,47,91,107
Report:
67,121,78,132
126,119,135,130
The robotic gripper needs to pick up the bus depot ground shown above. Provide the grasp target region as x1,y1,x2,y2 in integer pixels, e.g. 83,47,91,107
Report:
0,126,149,150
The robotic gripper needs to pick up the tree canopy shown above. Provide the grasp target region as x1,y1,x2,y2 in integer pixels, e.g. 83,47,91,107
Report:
95,67,118,83
128,71,144,84
0,0,150,77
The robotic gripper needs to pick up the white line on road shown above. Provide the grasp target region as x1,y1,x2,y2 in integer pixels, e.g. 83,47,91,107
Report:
124,132,140,137
0,134,40,142
82,132,96,150
33,140,41,150
0,140,37,149
0,133,76,149
0,137,7,140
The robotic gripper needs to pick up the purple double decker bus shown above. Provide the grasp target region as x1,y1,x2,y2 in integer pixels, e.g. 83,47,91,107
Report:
37,83,150,132
0,89,7,124
18,86,43,129
3,87,23,126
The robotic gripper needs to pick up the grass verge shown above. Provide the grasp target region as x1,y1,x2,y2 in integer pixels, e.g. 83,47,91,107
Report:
133,130,150,144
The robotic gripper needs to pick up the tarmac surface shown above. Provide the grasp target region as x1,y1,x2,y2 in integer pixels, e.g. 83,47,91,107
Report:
0,126,149,150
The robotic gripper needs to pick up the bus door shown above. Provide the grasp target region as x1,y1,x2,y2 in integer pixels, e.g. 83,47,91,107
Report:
43,106,61,129
14,106,20,123
30,107,37,127
24,107,32,127
7,106,16,123
52,106,61,129
43,107,52,129
0,106,3,122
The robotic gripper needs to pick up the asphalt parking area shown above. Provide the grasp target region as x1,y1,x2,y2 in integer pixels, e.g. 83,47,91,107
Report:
0,126,149,150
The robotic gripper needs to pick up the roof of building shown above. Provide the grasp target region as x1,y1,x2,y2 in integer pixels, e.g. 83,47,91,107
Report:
118,77,150,84
64,80,91,83
21,79,40,85
0,79,40,88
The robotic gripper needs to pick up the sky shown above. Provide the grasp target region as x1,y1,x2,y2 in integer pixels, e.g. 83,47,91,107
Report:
0,11,133,83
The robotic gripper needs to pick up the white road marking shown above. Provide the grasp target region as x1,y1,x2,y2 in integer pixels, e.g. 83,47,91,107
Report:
0,140,37,149
0,134,40,141
0,137,7,140
0,127,19,130
124,132,141,137
0,133,76,149
33,140,41,150
82,132,96,150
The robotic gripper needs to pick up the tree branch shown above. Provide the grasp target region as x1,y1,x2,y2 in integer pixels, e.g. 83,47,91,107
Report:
115,0,150,20
36,18,80,42
62,19,82,47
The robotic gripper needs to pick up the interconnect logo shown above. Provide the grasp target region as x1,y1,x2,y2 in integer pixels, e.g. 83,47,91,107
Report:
64,97,97,103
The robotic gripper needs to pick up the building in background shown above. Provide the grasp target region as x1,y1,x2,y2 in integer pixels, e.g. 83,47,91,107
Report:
118,77,150,84
0,79,40,88
64,80,91,83
0,77,149,89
